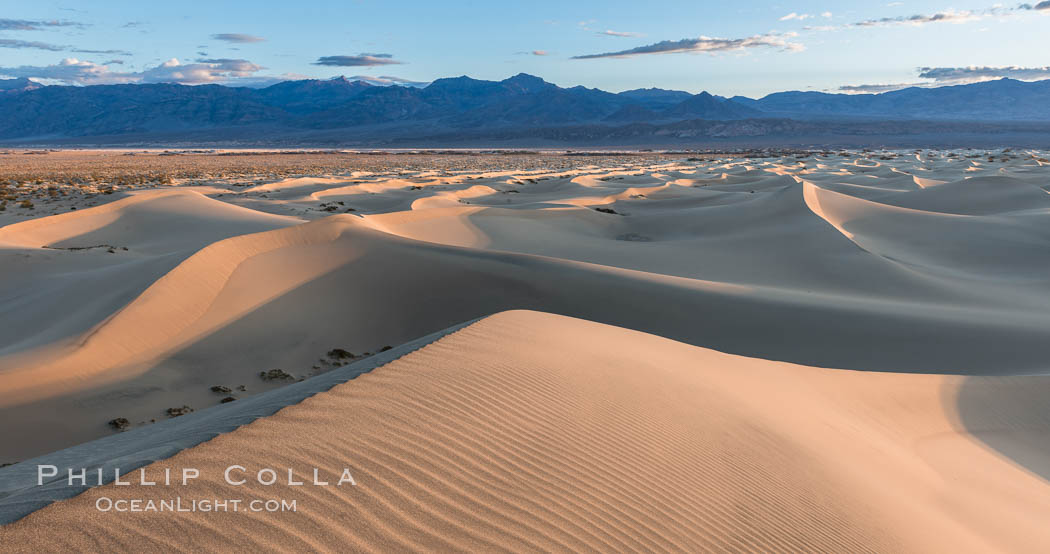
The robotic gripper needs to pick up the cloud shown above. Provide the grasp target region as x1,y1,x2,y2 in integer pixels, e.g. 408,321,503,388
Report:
0,18,82,31
343,74,429,87
141,58,265,83
313,54,403,67
531,50,548,56
835,2,1049,31
917,65,1050,82
0,38,65,51
851,9,981,27
838,82,920,93
72,47,133,56
0,57,270,86
599,30,642,37
0,38,130,56
211,33,265,43
572,32,803,59
779,13,812,21
822,11,833,18
195,57,249,64
0,58,136,85
837,65,1050,93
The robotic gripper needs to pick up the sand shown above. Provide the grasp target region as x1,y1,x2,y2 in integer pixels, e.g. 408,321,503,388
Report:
2,311,1049,551
1,149,1049,550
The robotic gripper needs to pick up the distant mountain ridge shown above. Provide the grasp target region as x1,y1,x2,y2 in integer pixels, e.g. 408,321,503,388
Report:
1,74,1049,145
732,78,1050,121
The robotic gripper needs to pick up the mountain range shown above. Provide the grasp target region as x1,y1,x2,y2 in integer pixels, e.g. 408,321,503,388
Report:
2,74,1050,146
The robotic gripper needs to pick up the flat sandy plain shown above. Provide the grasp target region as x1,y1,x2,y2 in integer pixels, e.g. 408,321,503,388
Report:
1,148,1049,551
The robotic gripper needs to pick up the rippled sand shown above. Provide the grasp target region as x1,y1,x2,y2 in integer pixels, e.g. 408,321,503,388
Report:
1,150,1049,550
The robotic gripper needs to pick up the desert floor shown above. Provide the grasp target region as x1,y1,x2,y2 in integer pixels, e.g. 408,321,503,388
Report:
1,148,1049,551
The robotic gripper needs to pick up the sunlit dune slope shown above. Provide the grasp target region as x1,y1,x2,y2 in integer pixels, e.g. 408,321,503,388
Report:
2,311,1048,552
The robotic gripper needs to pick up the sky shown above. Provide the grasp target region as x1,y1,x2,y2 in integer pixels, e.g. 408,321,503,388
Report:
0,0,1048,98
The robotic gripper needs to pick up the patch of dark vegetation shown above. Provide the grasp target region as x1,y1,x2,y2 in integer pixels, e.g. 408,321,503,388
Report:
616,233,652,242
42,244,128,252
210,385,232,394
327,348,355,360
220,397,237,404
318,201,347,212
108,417,130,431
594,207,619,215
166,405,194,418
379,345,392,352
260,368,295,381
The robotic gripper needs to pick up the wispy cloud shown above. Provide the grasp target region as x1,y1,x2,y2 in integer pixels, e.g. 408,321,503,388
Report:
313,54,403,67
572,32,803,59
918,65,1050,82
0,18,83,31
837,65,1050,93
599,30,642,37
0,57,269,86
851,9,981,27
838,82,919,93
72,47,133,56
0,37,130,56
531,50,549,56
780,11,834,22
211,33,265,43
0,38,65,51
815,1,1049,32
0,31,130,55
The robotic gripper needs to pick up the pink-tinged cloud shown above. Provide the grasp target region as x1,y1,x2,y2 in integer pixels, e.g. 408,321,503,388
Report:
573,32,803,59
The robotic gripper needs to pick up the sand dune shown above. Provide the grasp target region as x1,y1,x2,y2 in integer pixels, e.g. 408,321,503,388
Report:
0,189,299,359
2,311,1049,551
2,150,1049,549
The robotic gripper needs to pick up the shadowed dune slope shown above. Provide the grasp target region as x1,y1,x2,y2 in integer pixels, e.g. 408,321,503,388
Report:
0,189,301,359
2,311,1049,552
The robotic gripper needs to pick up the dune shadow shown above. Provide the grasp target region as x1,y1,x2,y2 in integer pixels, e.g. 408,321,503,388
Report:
955,375,1050,482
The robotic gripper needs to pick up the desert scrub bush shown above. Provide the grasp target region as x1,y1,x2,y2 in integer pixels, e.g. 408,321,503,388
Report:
166,405,194,417
260,368,294,381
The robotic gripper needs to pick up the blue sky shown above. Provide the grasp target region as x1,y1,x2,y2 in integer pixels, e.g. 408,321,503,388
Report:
0,0,1048,97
